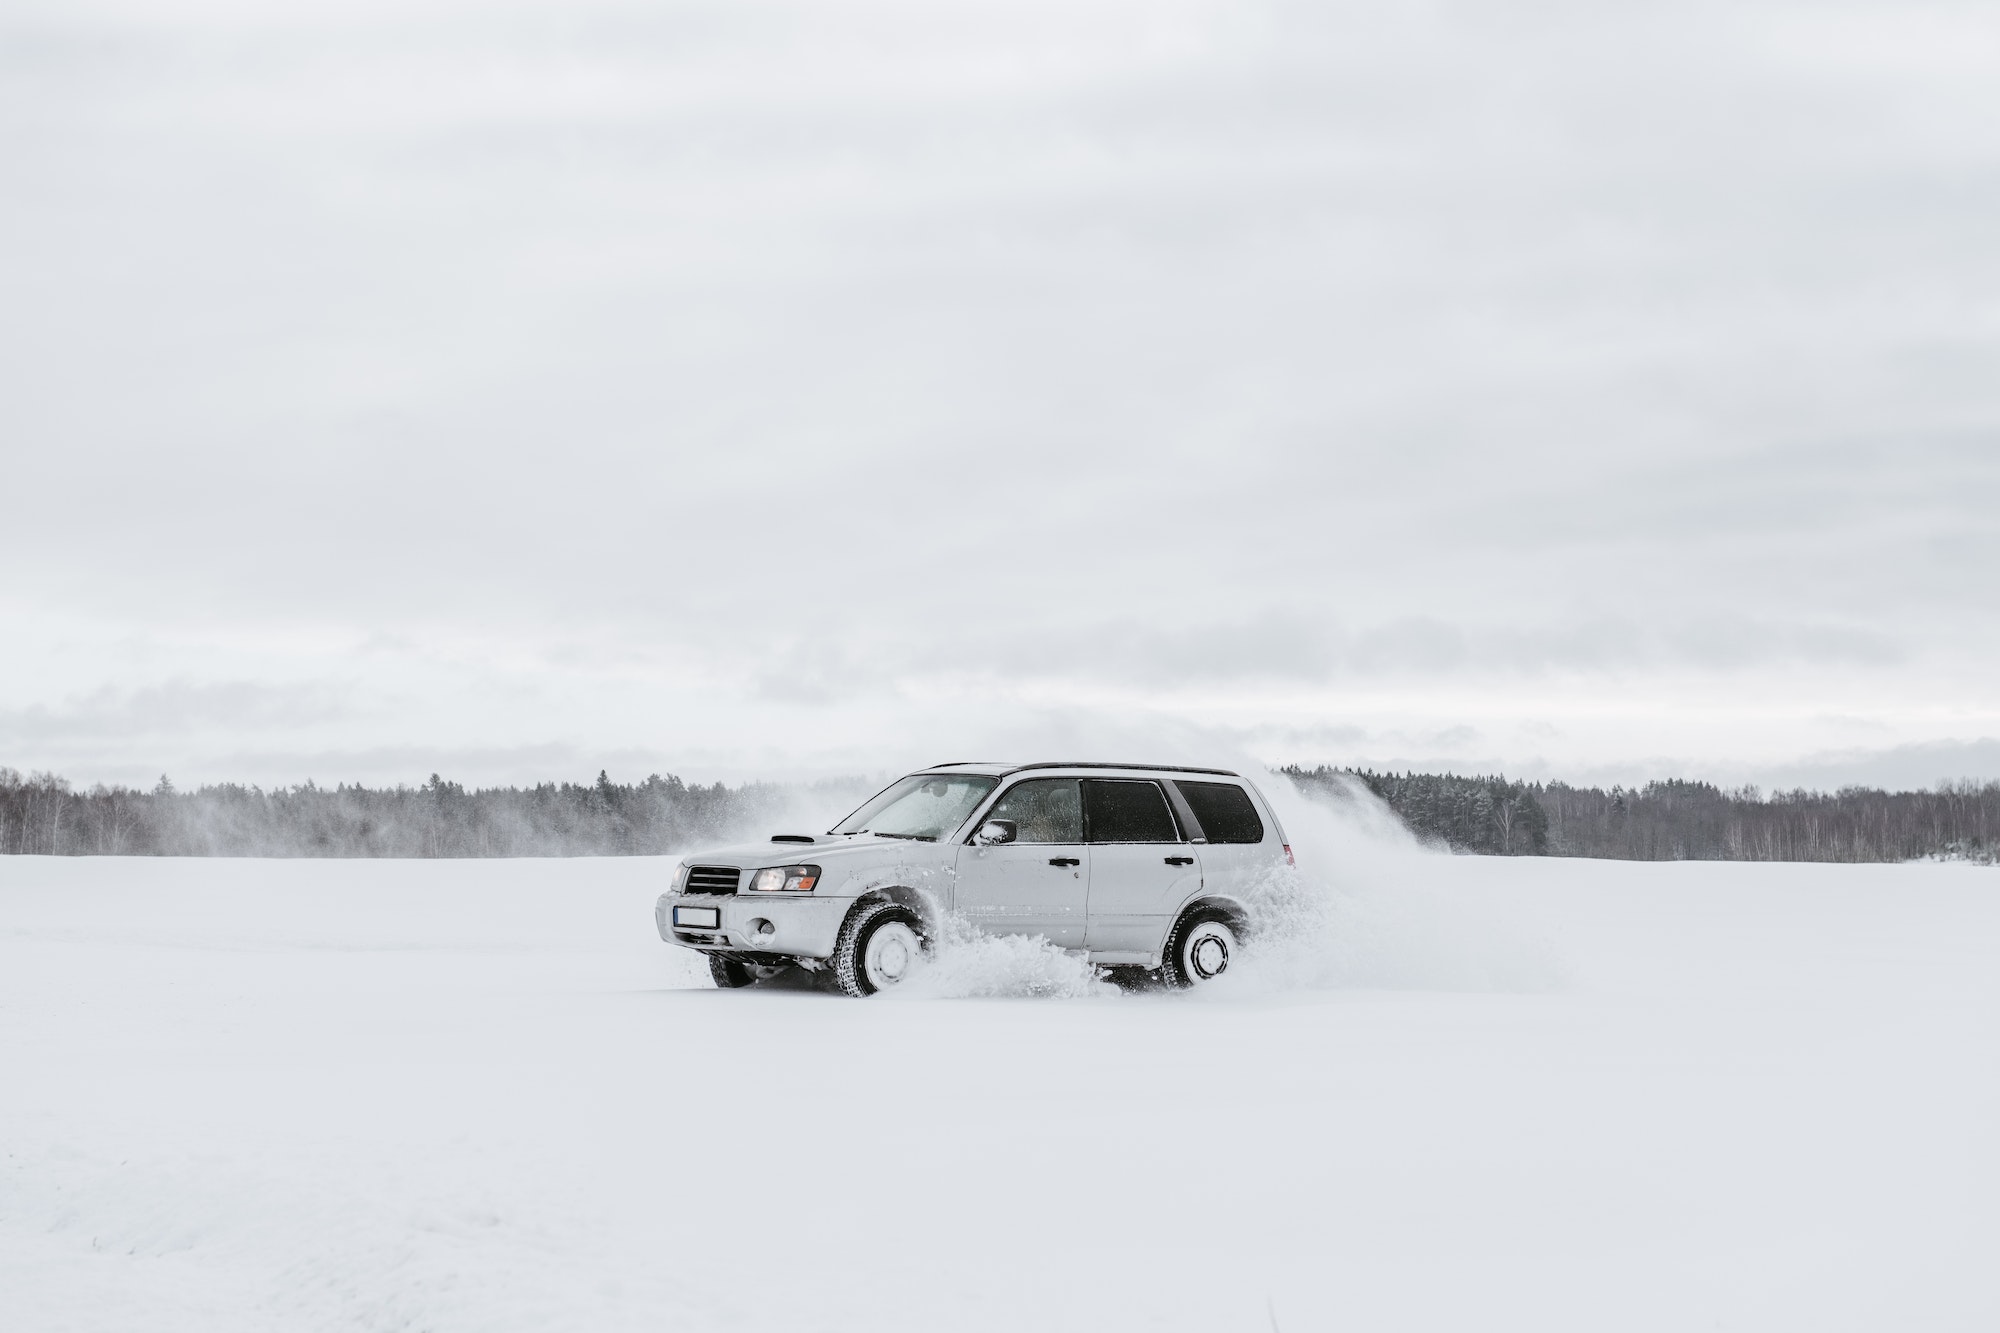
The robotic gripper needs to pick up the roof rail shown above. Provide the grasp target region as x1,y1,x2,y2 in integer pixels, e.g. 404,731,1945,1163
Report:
1003,761,1240,778
920,760,1242,778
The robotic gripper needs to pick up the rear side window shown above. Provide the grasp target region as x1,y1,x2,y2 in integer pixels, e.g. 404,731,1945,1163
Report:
1082,780,1180,843
1174,781,1265,844
984,778,1083,844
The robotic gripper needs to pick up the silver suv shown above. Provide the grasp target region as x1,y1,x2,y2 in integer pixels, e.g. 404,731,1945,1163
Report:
654,761,1292,995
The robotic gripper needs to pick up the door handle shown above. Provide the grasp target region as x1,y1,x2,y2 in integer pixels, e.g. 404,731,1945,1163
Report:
1048,857,1080,867
1164,855,1194,866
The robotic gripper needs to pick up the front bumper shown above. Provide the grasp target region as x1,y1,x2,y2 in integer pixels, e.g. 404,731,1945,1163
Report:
654,892,850,959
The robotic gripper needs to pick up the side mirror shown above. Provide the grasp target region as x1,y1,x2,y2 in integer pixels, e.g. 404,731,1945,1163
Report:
975,819,1017,846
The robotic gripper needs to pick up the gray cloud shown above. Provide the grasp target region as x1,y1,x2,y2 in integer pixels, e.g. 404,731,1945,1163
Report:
4,0,1999,784
0,681,353,744
1756,739,2000,793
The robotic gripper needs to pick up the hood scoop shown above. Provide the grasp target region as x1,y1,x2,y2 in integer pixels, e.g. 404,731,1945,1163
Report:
770,834,816,844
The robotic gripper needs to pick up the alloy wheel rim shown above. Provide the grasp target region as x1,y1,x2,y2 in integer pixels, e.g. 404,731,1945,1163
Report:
1185,922,1234,981
865,922,921,988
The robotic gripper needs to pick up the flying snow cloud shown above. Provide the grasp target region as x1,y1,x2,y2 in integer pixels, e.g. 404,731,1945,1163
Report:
3,0,1998,786
872,768,1564,1000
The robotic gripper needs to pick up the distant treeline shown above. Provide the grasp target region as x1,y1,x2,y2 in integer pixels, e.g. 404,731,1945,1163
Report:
0,768,870,857
1284,766,2000,863
7,763,1999,863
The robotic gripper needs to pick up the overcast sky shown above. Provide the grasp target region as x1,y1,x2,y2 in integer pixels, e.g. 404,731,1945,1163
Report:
4,0,1998,790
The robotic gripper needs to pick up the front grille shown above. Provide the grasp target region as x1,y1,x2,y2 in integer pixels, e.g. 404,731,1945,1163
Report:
683,865,741,895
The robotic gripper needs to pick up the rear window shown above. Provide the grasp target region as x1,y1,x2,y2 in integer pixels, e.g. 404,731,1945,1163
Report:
1174,781,1265,844
1082,780,1180,844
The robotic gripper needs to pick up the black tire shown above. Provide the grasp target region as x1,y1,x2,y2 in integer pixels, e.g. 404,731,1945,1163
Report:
1161,906,1240,989
709,955,756,988
832,900,927,998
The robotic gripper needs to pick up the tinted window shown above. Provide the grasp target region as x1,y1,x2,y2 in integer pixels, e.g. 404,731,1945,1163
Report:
1174,781,1265,844
983,778,1083,844
1083,780,1180,843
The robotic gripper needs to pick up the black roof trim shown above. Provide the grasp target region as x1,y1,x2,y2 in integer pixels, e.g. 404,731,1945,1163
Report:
1009,761,1242,777
923,760,1241,779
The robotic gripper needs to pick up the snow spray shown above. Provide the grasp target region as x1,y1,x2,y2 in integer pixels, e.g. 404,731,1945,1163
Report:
879,769,1560,1000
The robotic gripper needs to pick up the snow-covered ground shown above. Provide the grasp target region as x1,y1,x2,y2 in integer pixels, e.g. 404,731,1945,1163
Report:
3,847,1997,1331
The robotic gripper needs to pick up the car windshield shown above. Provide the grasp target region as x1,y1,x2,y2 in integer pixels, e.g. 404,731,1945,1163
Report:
831,773,997,841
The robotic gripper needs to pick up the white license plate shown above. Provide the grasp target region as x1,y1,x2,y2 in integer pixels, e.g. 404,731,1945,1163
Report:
673,905,721,930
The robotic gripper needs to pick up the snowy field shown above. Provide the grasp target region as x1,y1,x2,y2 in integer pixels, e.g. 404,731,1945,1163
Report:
3,847,1997,1332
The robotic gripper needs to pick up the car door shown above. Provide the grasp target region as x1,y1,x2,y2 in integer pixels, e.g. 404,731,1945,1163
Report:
1169,778,1277,899
952,777,1089,948
1081,778,1201,955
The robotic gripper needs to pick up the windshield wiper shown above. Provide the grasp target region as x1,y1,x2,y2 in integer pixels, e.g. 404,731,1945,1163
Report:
870,831,935,841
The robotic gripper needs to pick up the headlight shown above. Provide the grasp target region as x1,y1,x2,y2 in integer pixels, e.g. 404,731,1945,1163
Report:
747,864,820,893
672,862,690,892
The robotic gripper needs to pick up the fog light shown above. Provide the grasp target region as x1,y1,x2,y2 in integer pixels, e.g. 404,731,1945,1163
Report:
749,918,776,941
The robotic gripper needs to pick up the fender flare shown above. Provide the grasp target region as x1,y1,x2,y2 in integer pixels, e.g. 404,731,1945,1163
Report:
1170,891,1252,939
839,884,940,937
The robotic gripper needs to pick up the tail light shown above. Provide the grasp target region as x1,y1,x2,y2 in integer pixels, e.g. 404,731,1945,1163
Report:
1283,844,1294,867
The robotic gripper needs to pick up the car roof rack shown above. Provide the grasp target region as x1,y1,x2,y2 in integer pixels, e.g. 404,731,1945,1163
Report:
926,760,1241,778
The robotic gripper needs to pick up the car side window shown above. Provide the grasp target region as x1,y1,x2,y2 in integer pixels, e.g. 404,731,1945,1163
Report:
1173,781,1265,844
1082,779,1180,844
983,778,1083,844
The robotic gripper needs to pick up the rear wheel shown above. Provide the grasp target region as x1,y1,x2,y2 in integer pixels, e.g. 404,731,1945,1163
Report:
1162,908,1238,988
832,900,927,997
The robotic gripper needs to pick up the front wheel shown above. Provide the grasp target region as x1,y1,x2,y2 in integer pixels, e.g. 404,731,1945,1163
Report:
832,900,928,997
1162,909,1239,988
